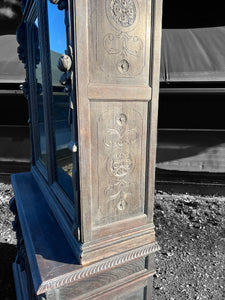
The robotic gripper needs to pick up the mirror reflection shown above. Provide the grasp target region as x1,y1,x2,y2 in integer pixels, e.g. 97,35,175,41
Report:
48,2,74,201
34,19,47,165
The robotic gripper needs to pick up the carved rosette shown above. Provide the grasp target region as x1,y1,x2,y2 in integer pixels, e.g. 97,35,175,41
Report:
106,0,139,31
109,0,137,28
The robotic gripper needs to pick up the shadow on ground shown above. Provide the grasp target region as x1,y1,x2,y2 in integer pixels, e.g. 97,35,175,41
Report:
0,243,16,300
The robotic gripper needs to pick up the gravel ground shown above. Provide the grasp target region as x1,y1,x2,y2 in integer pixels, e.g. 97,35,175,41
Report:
153,190,225,300
0,181,16,300
0,180,224,299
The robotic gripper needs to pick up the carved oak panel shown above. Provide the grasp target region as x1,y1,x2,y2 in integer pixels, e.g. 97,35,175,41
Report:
88,0,151,85
90,101,148,226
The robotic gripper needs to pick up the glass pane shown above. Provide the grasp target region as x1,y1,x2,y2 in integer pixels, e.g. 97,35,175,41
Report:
34,19,47,165
48,2,74,201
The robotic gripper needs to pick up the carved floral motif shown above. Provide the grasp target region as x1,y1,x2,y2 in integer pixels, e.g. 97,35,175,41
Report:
104,32,143,58
109,0,136,28
105,179,136,211
108,151,133,177
103,113,138,211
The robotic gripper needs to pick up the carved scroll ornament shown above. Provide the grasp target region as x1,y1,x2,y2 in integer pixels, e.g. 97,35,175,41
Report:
104,0,144,76
103,113,138,211
104,32,143,74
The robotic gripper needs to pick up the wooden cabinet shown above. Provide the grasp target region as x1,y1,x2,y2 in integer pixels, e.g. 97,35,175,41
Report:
11,0,163,298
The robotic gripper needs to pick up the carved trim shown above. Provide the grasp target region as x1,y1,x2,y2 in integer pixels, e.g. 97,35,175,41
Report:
37,242,160,294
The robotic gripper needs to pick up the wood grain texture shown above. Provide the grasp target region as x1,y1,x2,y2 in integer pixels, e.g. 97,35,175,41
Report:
73,0,162,263
12,0,162,299
46,258,146,299
46,265,154,300
11,170,159,295
146,0,163,223
89,0,151,86
88,83,152,101
90,101,147,226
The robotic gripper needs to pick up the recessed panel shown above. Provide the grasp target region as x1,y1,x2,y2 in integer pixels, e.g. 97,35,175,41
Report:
91,101,148,226
89,0,151,85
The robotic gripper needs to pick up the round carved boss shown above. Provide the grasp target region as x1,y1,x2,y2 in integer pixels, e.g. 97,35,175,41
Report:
106,0,139,31
107,151,134,178
57,54,72,72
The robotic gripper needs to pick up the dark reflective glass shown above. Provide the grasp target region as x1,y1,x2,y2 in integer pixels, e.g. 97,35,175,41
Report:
48,2,73,201
34,19,47,165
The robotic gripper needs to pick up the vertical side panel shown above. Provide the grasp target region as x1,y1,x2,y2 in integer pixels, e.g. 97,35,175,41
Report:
90,101,148,226
147,0,163,222
74,0,92,242
74,0,160,243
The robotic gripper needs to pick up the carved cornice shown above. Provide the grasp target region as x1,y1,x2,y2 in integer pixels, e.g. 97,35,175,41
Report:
37,242,160,295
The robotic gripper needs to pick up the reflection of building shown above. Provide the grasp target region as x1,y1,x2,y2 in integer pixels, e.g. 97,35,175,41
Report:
0,35,30,176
